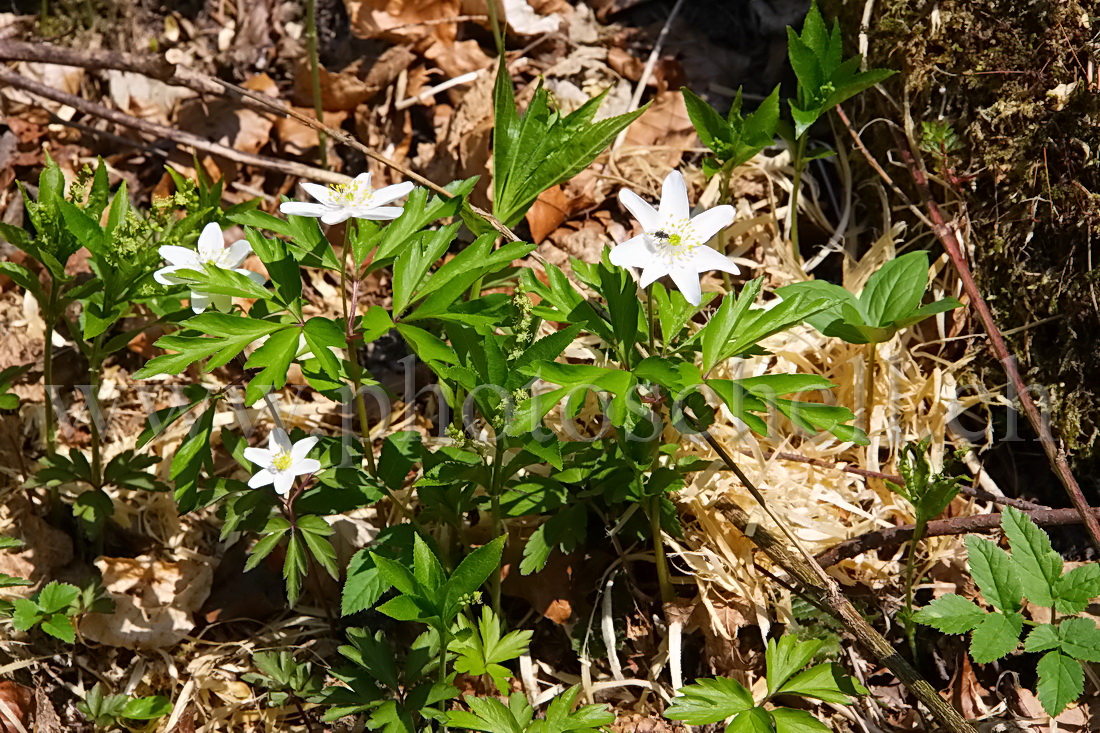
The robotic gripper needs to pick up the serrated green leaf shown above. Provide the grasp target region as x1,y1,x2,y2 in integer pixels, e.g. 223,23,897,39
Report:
969,611,1023,664
1036,650,1083,717
1001,506,1062,608
40,613,75,643
775,662,867,703
965,535,1022,612
1054,562,1100,614
122,696,173,720
770,708,830,733
1023,623,1062,653
913,593,987,634
1055,617,1100,663
38,581,80,614
859,251,929,328
664,677,754,725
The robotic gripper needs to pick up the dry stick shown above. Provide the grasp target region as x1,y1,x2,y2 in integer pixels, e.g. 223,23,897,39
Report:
890,130,1100,553
817,506,1100,568
699,429,977,733
725,449,1048,512
0,66,347,185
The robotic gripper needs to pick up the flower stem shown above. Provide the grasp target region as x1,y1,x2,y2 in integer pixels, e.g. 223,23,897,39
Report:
42,284,57,454
789,135,808,259
718,161,734,291
648,494,674,606
646,285,656,354
87,334,105,486
864,341,877,431
339,225,377,476
488,441,504,618
304,0,328,168
903,531,920,661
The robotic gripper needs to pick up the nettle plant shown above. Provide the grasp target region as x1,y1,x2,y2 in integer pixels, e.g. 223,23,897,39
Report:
915,507,1100,717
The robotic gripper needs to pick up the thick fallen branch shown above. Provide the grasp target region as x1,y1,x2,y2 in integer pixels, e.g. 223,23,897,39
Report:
890,130,1100,553
0,66,346,185
699,430,977,733
816,506,1100,568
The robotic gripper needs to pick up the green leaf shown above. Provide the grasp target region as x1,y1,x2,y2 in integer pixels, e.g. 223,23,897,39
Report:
122,696,173,720
244,327,301,405
452,607,532,694
913,594,987,634
765,636,821,696
0,262,43,301
964,535,1022,613
1023,623,1062,654
1036,650,1083,717
664,677,754,725
1000,506,1062,608
727,708,773,733
700,278,762,373
40,613,75,643
1054,562,1100,614
170,262,271,302
58,199,105,256
859,251,929,328
770,708,830,733
681,86,733,155
969,611,1023,664
11,598,42,631
38,581,80,614
1055,617,1100,663
444,535,506,615
775,662,867,703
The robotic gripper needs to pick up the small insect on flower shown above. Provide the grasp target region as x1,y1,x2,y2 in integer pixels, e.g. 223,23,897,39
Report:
243,430,322,496
279,172,415,225
609,170,739,306
154,222,265,313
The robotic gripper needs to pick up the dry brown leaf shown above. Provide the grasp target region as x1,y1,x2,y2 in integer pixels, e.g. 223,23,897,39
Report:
292,60,373,111
525,185,569,244
0,63,83,124
275,107,349,157
80,555,212,649
0,512,73,588
105,70,190,124
344,0,462,43
33,687,61,733
424,39,491,79
620,90,697,168
0,681,32,733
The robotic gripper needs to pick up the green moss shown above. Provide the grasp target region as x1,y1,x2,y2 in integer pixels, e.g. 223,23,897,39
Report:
822,0,1100,462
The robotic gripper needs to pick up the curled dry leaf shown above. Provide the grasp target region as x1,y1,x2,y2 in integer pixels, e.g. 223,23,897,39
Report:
525,185,569,244
620,89,697,168
292,59,374,112
275,108,349,157
80,555,212,649
0,681,32,733
344,0,462,44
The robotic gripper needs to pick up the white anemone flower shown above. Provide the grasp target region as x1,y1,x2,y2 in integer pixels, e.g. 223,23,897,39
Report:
243,430,321,496
154,222,265,313
279,172,414,225
609,170,739,306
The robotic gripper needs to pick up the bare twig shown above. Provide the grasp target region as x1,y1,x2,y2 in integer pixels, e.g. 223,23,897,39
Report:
698,429,976,733
730,448,1047,512
892,129,1100,553
817,506,1100,568
0,66,347,184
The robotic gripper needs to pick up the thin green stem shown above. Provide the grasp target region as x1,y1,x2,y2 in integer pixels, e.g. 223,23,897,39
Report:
902,524,922,662
648,495,674,606
646,285,656,354
488,442,503,618
42,281,59,455
485,0,505,57
304,0,328,168
864,341,877,431
718,161,733,291
87,334,105,486
339,225,377,476
789,135,808,259
39,0,48,30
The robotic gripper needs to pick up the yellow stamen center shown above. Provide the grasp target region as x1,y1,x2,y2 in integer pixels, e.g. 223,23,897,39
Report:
272,450,294,471
648,219,697,265
329,180,374,207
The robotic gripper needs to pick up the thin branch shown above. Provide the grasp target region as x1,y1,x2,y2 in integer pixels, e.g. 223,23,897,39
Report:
892,128,1100,553
729,448,1047,512
697,428,976,733
0,66,346,184
817,506,1100,568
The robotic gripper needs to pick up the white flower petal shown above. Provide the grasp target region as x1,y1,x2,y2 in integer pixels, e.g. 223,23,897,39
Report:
279,201,327,218
237,269,267,286
688,245,741,276
291,436,319,461
249,470,275,488
608,235,654,269
189,291,211,313
354,172,373,187
667,266,702,306
158,245,201,269
296,458,321,475
273,473,295,496
355,206,404,221
658,170,690,223
618,189,661,232
210,293,233,312
369,181,414,207
321,208,353,225
196,222,225,261
225,240,253,269
153,265,185,285
639,261,670,289
300,182,334,204
689,205,736,243
269,429,292,452
244,447,273,468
